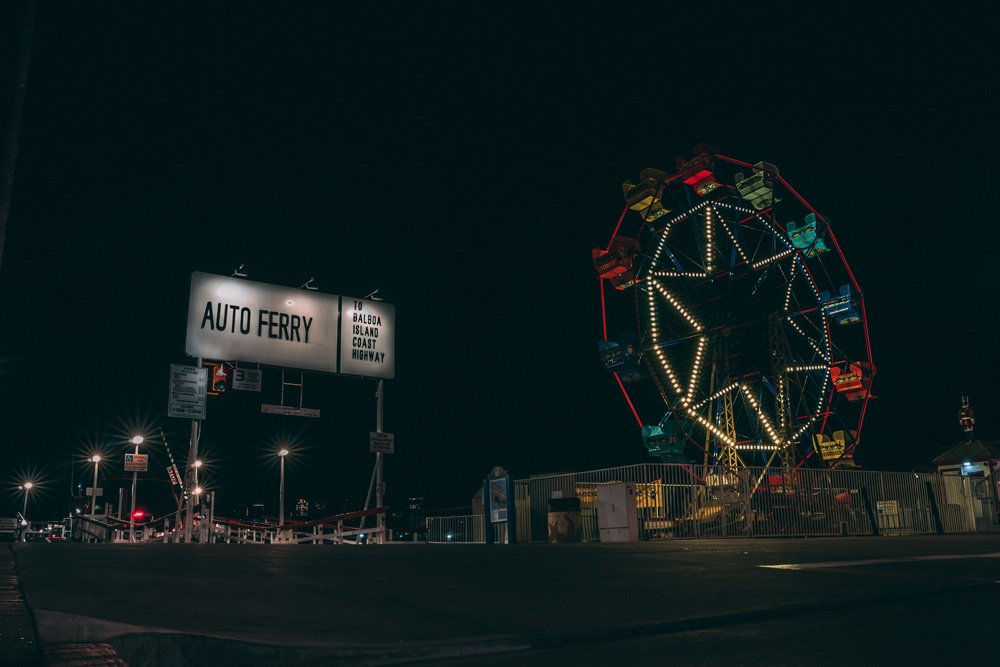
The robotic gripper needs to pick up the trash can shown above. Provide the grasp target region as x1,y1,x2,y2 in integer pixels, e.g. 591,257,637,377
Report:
547,495,582,543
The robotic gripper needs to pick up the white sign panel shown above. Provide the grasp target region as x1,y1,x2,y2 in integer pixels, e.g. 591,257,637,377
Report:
124,454,148,473
261,404,321,418
232,367,262,392
186,272,340,373
339,298,395,379
168,364,208,419
86,487,103,497
370,432,395,453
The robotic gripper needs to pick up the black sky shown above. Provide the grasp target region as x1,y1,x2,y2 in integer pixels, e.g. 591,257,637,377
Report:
2,3,998,519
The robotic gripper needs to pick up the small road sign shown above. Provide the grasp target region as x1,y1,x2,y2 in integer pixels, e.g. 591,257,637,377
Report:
261,404,321,418
232,367,262,392
124,453,149,473
370,432,395,454
168,364,208,419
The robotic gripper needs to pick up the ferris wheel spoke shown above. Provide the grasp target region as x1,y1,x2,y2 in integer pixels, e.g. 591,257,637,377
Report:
720,220,750,267
784,315,828,361
648,279,705,333
740,384,782,447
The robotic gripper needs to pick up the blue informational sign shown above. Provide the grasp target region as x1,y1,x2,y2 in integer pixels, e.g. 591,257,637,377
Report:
488,476,509,524
483,467,517,544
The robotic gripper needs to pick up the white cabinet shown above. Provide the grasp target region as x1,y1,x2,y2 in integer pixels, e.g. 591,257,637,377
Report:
596,482,638,542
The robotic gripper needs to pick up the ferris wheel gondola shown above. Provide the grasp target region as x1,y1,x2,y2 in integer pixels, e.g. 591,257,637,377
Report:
595,147,874,470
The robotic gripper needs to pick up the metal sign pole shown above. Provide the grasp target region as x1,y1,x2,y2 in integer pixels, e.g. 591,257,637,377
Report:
89,459,100,516
208,491,215,543
129,441,139,543
183,357,202,543
376,379,384,544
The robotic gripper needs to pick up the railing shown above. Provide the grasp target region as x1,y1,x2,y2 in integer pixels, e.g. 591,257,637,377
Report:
152,507,388,545
515,463,981,542
426,515,484,543
72,514,129,543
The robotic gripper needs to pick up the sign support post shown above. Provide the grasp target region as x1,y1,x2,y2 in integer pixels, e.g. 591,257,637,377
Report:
128,439,141,542
376,379,384,544
183,357,202,543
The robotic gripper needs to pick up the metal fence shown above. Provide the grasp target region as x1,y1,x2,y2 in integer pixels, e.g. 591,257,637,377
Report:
514,463,984,542
426,515,485,543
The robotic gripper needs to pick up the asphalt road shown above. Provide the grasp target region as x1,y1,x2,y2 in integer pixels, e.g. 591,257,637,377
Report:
11,535,1000,666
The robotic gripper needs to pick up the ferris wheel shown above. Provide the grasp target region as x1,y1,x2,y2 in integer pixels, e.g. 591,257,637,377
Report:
594,146,874,470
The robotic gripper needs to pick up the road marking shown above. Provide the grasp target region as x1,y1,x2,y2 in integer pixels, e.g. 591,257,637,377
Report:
761,552,1000,570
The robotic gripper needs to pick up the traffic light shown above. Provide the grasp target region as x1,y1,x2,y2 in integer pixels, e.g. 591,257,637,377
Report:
131,510,146,520
206,363,227,396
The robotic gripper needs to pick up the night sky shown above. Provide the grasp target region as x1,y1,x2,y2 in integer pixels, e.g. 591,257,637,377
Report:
1,3,997,520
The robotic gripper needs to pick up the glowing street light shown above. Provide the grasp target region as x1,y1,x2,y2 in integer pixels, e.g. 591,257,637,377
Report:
129,435,144,543
19,482,33,542
89,455,102,516
278,448,289,528
193,459,203,507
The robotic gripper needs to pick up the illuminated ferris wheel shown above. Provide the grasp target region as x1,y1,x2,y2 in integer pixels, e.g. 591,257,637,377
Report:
594,146,874,470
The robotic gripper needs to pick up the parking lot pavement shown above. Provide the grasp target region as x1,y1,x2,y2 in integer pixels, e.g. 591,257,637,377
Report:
12,535,1000,666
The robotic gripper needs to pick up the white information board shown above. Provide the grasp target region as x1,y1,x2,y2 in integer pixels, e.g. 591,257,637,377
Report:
124,454,148,473
232,367,262,392
370,432,395,453
340,298,395,379
168,364,208,419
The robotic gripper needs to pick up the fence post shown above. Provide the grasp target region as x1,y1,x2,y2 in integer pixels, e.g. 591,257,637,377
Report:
859,487,880,536
925,481,944,534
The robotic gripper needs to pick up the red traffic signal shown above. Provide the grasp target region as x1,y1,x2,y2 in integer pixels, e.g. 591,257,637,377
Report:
206,363,228,396
131,510,146,520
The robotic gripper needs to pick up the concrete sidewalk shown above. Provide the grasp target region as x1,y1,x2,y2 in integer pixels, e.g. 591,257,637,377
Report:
12,535,1000,665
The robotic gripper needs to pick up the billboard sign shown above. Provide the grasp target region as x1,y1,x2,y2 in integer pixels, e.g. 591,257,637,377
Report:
339,298,395,379
186,273,395,379
186,272,341,373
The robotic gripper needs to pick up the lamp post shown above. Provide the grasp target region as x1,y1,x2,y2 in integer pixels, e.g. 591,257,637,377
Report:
278,449,289,528
129,435,143,543
194,460,202,511
89,455,101,516
19,482,33,542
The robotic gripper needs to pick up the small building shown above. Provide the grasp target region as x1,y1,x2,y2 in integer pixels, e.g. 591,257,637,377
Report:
933,440,1000,532
932,440,1000,477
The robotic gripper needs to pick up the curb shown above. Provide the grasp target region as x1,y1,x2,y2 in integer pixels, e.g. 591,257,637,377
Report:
0,543,41,665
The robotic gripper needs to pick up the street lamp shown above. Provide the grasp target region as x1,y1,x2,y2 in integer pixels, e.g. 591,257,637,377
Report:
19,482,33,541
129,435,143,543
89,455,101,516
194,460,202,508
278,448,289,527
